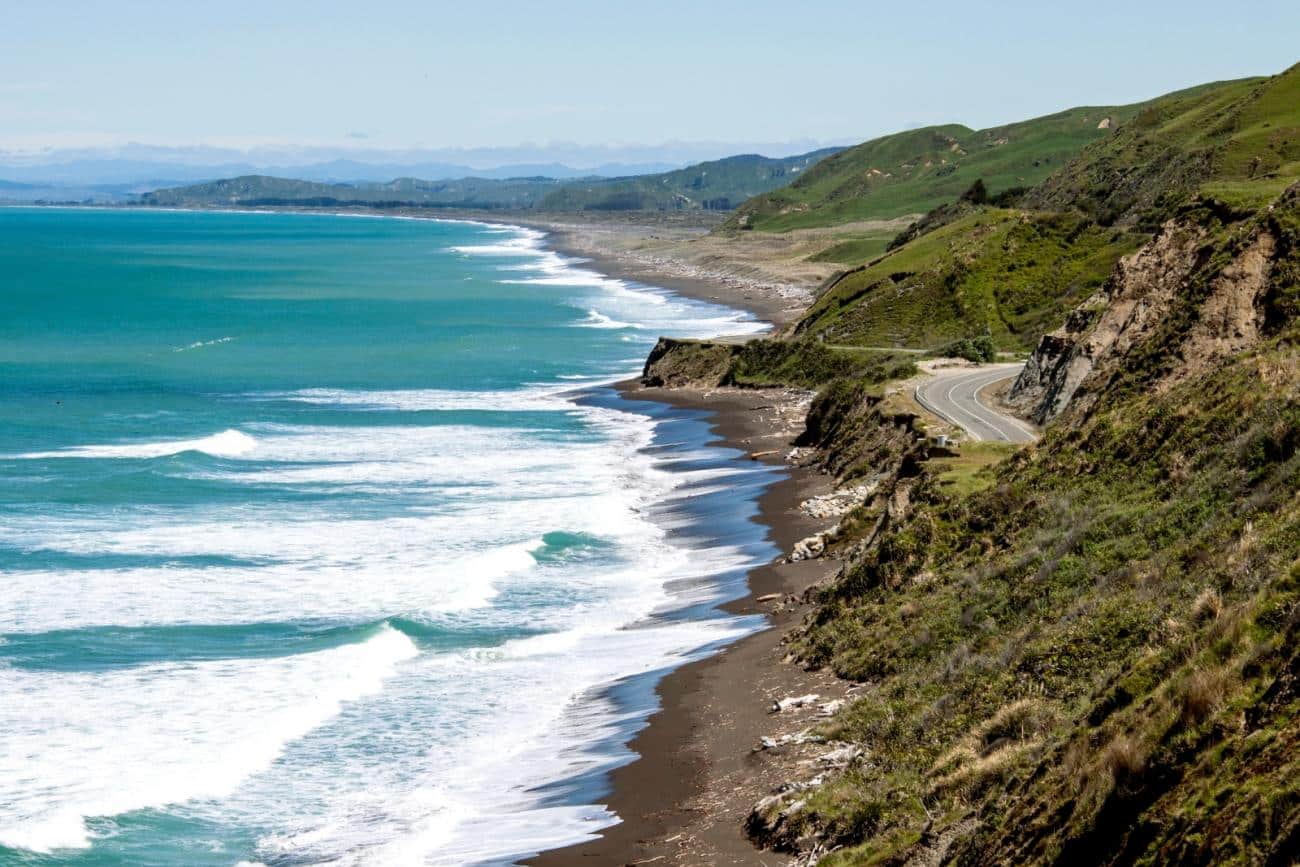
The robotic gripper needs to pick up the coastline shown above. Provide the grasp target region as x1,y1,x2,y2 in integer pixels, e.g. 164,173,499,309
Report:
527,383,843,866
502,215,811,329
55,202,820,329
18,204,840,863
520,226,844,864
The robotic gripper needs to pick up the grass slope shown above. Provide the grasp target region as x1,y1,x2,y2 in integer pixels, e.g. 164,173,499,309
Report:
793,209,1141,351
729,104,1152,232
1024,64,1300,224
766,180,1300,865
778,65,1299,355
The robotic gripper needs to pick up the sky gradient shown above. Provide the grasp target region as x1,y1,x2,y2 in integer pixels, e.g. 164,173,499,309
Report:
4,0,1299,156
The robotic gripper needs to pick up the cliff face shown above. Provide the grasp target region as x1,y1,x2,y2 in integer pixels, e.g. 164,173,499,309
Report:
1006,221,1209,423
1009,184,1298,425
640,337,739,387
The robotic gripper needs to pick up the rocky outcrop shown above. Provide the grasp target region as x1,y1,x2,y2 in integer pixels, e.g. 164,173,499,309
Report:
1008,188,1294,424
640,337,739,387
1006,221,1208,422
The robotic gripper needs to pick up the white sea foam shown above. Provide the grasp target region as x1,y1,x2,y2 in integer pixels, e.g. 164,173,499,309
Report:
14,428,257,460
0,219,775,864
446,221,767,343
236,611,752,867
174,336,235,352
574,309,635,329
256,384,581,412
0,625,417,852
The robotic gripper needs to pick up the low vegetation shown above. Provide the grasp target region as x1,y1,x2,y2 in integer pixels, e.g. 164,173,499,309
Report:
726,97,1192,232
749,166,1300,864
714,60,1300,865
793,209,1141,352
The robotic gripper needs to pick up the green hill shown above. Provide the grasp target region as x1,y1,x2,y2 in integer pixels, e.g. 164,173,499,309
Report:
1024,64,1300,224
726,109,1138,231
726,81,1265,233
536,149,841,212
778,65,1300,354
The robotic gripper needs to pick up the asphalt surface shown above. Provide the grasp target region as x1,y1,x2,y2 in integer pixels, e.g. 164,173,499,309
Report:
914,364,1038,444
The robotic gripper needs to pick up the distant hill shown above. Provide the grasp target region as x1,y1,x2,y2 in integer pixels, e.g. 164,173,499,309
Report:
142,174,568,210
725,85,1248,232
140,147,842,212
537,149,842,211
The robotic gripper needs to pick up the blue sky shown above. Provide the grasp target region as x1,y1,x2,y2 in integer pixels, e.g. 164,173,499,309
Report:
3,0,1298,155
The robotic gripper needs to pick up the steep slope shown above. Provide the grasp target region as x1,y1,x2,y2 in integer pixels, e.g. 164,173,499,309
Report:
745,176,1300,867
1023,64,1300,225
728,103,1158,232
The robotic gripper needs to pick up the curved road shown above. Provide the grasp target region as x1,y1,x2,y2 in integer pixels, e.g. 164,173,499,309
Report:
914,364,1038,444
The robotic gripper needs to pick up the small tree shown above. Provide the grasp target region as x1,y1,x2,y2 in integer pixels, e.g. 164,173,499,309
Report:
960,178,989,205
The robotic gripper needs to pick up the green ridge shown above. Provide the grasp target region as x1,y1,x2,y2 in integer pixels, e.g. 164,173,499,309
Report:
728,105,1152,232
794,209,1141,351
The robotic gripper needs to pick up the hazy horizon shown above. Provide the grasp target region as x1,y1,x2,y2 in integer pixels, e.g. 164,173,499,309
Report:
6,0,1299,176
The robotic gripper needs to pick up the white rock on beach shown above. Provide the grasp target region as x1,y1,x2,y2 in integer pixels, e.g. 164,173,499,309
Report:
817,699,845,717
771,693,821,713
816,744,863,767
800,482,877,519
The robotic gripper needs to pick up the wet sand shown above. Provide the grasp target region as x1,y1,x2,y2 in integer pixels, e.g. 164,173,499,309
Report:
527,384,846,866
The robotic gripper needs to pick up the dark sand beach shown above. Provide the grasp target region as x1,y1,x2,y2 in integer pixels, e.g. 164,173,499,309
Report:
529,384,846,866
523,221,849,865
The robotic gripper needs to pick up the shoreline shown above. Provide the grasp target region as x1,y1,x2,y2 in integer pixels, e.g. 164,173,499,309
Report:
501,215,809,329
527,383,841,865
505,214,844,864
516,217,845,864
26,202,816,329
20,204,838,863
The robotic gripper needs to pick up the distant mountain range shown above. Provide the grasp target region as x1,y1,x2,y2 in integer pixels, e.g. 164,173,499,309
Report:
0,139,847,203
135,148,845,212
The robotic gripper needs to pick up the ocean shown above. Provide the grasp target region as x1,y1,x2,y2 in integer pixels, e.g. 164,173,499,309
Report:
0,207,779,865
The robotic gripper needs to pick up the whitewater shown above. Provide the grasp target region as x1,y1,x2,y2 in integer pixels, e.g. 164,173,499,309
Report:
0,208,777,865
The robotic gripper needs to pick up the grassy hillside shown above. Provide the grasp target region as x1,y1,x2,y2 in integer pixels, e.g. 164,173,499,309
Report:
727,103,1157,232
772,65,1300,355
752,179,1300,865
1024,64,1300,225
536,149,841,212
792,209,1142,351
140,147,842,213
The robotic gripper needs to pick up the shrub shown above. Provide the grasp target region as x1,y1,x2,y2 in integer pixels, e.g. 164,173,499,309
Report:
961,178,990,205
934,335,998,363
1101,733,1147,783
1179,669,1227,727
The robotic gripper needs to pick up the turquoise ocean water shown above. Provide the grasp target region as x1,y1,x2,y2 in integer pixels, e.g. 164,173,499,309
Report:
0,208,777,865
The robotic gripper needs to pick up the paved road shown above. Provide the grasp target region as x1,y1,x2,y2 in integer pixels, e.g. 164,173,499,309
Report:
914,364,1038,444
